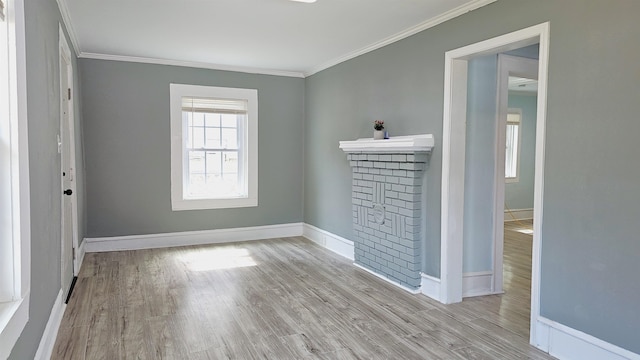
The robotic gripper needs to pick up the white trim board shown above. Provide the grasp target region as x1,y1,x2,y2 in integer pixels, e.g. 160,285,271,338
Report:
462,271,497,297
302,224,419,295
55,0,80,56
420,273,442,302
34,290,65,360
84,223,304,253
353,263,421,295
302,223,354,260
534,317,640,360
504,208,534,221
74,239,85,276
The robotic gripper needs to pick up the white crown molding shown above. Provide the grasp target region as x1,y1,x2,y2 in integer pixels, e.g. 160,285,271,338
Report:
304,0,497,77
55,0,494,78
56,0,80,56
78,52,306,78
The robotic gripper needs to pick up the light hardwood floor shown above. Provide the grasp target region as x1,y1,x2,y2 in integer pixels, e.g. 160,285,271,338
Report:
53,222,553,359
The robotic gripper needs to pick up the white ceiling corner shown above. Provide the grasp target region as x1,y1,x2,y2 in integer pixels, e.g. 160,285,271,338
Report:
57,0,496,78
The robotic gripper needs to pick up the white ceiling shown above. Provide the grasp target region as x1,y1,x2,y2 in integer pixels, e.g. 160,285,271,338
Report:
59,0,495,77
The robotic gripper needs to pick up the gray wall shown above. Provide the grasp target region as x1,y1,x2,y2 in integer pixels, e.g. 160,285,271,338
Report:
505,93,537,211
304,0,640,354
9,0,86,358
80,59,304,237
462,54,497,273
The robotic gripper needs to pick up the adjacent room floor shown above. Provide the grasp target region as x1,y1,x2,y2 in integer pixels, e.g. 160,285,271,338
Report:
52,222,552,359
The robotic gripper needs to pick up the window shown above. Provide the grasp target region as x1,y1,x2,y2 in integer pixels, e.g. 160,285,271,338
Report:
0,0,31,357
170,84,258,210
505,109,522,182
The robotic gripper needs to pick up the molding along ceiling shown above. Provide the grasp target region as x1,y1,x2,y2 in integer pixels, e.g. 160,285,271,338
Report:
57,0,495,77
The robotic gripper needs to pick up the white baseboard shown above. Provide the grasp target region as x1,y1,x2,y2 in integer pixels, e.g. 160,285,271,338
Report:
301,224,420,294
74,239,86,276
84,223,304,252
504,208,533,221
302,223,354,260
34,290,65,360
420,273,442,302
462,271,498,297
353,263,421,294
534,317,640,360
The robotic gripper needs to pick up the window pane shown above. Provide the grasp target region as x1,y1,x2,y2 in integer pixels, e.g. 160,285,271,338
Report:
189,151,205,173
192,126,204,149
221,114,237,128
221,128,237,149
205,127,221,149
205,151,221,176
222,151,238,174
205,113,220,127
192,112,204,127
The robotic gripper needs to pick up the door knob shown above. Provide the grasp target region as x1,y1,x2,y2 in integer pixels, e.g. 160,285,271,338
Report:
63,189,73,196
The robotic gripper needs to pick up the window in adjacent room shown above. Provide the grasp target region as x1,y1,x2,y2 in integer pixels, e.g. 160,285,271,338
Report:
170,84,258,210
505,108,522,182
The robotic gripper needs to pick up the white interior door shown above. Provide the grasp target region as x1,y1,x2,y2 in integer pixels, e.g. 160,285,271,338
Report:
60,29,76,300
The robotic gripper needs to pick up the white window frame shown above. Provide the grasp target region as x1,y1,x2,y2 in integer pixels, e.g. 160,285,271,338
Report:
170,84,258,210
505,108,522,183
0,0,31,357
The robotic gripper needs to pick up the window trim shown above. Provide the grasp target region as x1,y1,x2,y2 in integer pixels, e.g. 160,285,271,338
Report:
505,108,522,183
170,84,258,211
0,0,31,357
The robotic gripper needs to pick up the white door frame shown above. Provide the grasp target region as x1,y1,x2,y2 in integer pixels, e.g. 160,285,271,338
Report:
492,54,538,294
439,22,550,348
59,25,79,277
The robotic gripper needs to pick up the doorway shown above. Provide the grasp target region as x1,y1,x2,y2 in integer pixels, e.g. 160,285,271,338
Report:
59,25,78,303
439,22,550,348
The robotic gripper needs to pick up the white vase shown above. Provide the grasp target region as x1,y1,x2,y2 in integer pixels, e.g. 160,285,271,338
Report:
373,130,384,140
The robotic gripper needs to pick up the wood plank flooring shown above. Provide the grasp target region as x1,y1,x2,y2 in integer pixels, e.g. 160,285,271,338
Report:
53,223,553,359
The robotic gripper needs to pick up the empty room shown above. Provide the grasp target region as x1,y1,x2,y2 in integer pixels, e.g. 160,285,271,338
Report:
1,0,639,359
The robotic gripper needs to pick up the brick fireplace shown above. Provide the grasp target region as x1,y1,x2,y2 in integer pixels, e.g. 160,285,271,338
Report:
340,135,434,291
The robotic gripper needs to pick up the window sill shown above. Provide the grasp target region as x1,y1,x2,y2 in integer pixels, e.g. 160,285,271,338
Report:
0,294,29,359
172,196,258,211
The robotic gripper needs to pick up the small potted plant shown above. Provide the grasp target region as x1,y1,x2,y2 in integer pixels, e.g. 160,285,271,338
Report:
373,120,385,140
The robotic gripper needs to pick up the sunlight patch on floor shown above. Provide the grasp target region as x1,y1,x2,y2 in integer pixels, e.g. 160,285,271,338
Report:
179,247,257,271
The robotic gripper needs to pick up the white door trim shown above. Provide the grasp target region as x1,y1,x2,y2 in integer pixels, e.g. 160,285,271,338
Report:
439,22,550,350
59,25,80,276
492,54,538,294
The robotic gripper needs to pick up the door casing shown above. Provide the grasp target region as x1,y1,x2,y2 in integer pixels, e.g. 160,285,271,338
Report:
439,22,550,349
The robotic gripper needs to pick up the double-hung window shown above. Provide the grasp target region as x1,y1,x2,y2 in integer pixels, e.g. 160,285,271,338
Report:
170,84,258,210
505,109,522,182
1,0,31,357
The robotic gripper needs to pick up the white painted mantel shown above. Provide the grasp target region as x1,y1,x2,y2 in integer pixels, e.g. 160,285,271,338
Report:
339,134,434,153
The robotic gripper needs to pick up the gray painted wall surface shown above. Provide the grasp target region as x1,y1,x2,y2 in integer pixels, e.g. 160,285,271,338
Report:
80,59,304,237
9,0,86,358
304,0,640,353
505,93,537,212
462,55,497,273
